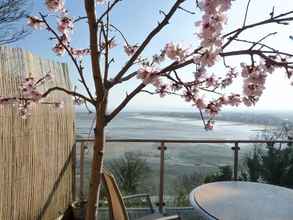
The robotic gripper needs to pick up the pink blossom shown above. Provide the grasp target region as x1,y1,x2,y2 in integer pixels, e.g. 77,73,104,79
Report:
52,43,66,56
54,101,64,109
194,67,207,80
242,97,254,107
137,66,161,86
108,40,117,49
44,73,54,80
73,96,84,105
221,68,237,88
102,39,117,50
164,42,188,61
156,85,169,97
240,63,250,77
218,95,229,105
45,0,65,12
124,45,139,56
58,16,73,37
219,0,232,12
20,77,42,102
206,102,220,117
195,50,219,67
243,81,265,97
205,75,218,87
70,48,91,58
194,98,206,109
52,34,69,56
27,16,46,29
171,83,182,91
206,120,214,130
18,102,32,119
152,52,166,64
227,94,241,106
260,60,275,74
182,90,193,102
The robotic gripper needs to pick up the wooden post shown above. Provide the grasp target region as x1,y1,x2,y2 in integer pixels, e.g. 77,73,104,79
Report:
158,142,166,213
231,142,240,181
79,142,85,201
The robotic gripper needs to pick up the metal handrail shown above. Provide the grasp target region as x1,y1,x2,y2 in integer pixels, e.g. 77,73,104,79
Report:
77,138,293,144
74,138,293,213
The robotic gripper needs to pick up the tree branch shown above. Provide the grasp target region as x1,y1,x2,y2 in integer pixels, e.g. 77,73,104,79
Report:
110,0,186,86
220,49,293,68
85,0,104,101
222,10,293,49
106,83,146,123
42,86,94,105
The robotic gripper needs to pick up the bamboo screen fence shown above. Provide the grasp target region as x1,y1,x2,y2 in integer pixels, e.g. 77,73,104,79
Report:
0,47,75,220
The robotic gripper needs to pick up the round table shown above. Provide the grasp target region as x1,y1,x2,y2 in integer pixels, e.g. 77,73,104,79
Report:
189,181,293,220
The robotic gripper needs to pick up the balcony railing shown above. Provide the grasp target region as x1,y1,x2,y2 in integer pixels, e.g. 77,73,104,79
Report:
73,138,293,215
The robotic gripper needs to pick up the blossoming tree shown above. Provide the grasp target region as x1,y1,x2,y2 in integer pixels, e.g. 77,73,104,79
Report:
1,0,293,219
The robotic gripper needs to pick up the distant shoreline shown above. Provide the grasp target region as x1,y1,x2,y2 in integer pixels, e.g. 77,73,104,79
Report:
75,110,289,127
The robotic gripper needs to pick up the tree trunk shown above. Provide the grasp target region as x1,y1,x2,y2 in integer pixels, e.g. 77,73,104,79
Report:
85,103,106,220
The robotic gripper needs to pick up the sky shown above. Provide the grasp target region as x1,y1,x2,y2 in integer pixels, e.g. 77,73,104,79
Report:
12,0,293,113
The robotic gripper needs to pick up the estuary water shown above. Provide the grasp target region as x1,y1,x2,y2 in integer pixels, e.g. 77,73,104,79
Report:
76,111,266,140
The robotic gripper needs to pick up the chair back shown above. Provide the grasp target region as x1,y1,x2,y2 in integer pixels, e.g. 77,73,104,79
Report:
102,168,129,220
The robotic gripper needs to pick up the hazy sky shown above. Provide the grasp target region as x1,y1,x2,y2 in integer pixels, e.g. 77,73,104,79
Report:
13,0,293,112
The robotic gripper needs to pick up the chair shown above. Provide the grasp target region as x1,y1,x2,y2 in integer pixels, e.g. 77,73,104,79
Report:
102,168,181,220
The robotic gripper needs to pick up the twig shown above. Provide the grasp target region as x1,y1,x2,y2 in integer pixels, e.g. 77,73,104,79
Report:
97,0,121,24
232,38,276,52
74,16,87,23
141,89,180,96
242,0,251,27
103,2,110,84
110,24,130,46
178,6,195,15
249,32,277,50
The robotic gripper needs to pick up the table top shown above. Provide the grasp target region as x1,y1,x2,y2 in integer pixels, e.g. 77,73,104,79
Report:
189,181,293,220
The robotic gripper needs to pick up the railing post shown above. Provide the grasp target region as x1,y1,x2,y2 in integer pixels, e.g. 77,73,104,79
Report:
158,141,166,213
79,142,85,201
231,142,240,181
72,142,76,201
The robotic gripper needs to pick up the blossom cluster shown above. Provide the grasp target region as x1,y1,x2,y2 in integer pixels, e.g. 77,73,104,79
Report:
241,61,275,106
195,0,231,68
0,74,65,119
